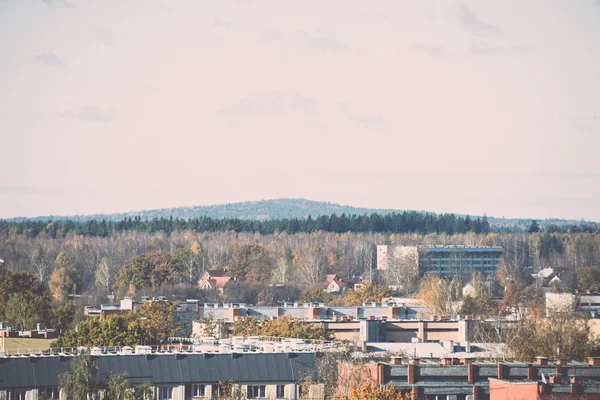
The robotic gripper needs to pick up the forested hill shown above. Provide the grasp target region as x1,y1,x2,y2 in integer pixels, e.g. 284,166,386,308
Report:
5,198,598,232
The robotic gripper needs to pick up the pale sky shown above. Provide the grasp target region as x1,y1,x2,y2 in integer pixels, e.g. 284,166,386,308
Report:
1,0,599,220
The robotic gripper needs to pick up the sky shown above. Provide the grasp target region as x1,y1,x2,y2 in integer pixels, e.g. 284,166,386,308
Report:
1,0,599,221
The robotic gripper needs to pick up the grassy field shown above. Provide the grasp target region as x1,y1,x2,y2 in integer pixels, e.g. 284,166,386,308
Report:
0,338,55,354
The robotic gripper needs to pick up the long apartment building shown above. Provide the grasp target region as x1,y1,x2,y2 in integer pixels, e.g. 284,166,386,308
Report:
377,245,503,278
195,302,473,343
0,349,321,400
356,356,600,400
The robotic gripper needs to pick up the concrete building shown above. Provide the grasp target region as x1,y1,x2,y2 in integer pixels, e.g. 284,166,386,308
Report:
0,349,321,400
194,303,473,343
377,245,503,278
546,291,600,317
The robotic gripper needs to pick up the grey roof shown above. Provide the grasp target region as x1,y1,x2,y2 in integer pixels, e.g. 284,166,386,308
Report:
0,353,319,389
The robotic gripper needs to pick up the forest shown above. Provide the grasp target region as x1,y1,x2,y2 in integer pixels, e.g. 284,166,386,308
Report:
2,211,598,240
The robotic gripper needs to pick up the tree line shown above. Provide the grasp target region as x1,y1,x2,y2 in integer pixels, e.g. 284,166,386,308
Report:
2,212,500,238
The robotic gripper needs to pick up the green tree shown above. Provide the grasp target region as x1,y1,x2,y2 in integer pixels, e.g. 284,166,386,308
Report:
103,374,153,400
528,220,541,233
51,315,144,349
59,350,100,400
5,292,51,330
113,251,180,294
136,301,180,345
579,267,600,292
0,271,45,319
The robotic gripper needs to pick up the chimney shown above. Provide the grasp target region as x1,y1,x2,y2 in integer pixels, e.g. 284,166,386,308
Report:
442,357,452,365
536,356,549,366
497,363,505,380
409,358,420,366
588,357,600,366
570,376,581,384
556,359,568,366
390,357,402,365
527,365,534,380
549,375,561,384
467,362,475,384
408,364,416,384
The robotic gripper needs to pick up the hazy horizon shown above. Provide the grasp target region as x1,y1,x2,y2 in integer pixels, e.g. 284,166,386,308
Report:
2,1,599,221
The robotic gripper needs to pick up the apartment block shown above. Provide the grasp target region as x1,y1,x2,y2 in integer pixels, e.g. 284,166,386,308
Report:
377,245,503,278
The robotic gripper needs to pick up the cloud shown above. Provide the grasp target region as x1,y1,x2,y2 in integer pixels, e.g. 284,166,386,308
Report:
468,41,534,56
351,114,387,130
457,4,500,34
219,91,316,116
97,28,115,46
306,31,346,52
338,103,388,130
60,106,119,122
259,29,285,41
41,0,75,9
34,52,64,67
414,43,447,57
571,115,599,132
214,17,231,28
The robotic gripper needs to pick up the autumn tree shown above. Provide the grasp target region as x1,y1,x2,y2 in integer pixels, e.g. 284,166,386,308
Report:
506,311,598,361
49,267,75,301
113,250,180,294
229,244,273,281
415,275,462,316
349,383,411,400
334,283,392,306
231,316,333,340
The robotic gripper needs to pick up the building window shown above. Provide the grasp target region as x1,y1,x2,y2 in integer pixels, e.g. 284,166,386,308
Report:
186,384,206,397
9,392,26,400
276,385,285,398
247,385,266,399
39,387,60,400
211,384,223,398
156,387,173,400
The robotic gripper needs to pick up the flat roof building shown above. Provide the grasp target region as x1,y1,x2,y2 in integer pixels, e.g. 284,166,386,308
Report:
377,245,503,278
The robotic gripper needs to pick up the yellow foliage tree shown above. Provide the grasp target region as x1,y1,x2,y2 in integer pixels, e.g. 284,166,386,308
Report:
49,267,74,302
334,283,391,306
349,383,412,400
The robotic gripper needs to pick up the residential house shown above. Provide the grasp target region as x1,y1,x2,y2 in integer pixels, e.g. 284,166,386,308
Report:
323,274,356,294
198,270,237,295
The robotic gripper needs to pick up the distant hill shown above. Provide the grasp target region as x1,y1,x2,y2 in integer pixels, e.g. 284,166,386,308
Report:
6,198,598,231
